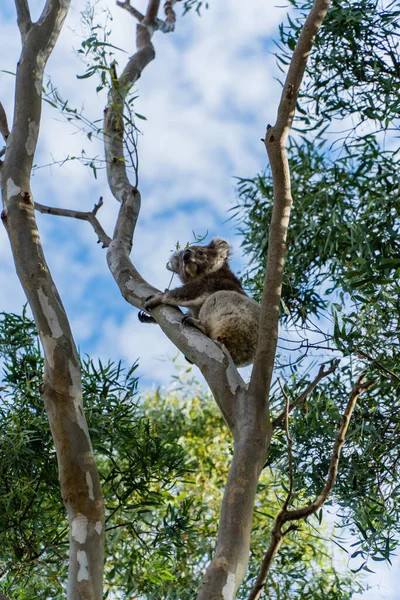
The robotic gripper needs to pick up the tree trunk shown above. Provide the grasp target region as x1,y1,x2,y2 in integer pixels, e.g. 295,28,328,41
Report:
1,2,105,597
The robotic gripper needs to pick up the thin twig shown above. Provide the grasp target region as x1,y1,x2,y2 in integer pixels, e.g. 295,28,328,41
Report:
163,0,177,32
284,374,375,521
116,1,144,22
273,361,338,428
35,197,111,247
356,348,400,383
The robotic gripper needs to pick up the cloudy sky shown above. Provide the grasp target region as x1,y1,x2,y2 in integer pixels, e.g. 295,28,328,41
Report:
0,0,284,386
0,1,398,598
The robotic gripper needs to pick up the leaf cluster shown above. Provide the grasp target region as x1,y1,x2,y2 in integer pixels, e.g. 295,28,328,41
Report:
0,312,195,599
277,0,400,130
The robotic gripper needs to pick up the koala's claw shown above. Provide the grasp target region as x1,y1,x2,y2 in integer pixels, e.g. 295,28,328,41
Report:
144,295,157,311
138,310,156,323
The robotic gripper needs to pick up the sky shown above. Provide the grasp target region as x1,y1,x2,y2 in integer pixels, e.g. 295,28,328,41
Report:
0,1,399,598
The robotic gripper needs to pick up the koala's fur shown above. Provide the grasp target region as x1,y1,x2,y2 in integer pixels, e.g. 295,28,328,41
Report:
139,238,260,367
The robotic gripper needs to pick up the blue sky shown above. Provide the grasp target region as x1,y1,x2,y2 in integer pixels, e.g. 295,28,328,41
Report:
1,1,399,598
0,0,283,386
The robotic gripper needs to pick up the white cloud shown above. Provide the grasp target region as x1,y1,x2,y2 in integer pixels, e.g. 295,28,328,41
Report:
0,0,282,387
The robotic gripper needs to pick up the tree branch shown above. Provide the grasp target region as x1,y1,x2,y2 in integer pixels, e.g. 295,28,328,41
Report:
145,0,161,25
248,374,374,599
14,0,32,40
35,197,111,247
116,0,177,32
249,0,333,409
273,361,338,428
164,0,177,31
284,374,375,521
116,1,145,22
356,348,400,383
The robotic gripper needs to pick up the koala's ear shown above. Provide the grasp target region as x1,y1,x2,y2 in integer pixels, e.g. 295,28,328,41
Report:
167,251,181,273
209,238,230,260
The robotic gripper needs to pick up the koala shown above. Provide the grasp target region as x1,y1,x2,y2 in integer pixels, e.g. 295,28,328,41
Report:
138,238,260,367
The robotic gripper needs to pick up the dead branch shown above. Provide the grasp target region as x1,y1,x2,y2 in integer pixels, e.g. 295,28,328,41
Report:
35,197,111,247
273,361,338,428
247,374,374,599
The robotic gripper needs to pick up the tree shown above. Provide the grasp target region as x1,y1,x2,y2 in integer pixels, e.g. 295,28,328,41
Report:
0,0,393,598
235,0,400,588
0,310,360,599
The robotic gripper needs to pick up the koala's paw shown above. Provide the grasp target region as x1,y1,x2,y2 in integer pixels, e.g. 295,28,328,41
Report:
144,293,165,311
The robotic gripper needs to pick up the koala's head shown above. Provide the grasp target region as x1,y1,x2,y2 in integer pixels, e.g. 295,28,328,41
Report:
168,238,230,282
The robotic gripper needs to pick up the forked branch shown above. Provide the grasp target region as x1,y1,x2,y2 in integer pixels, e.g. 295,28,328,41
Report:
116,0,178,32
14,0,32,40
248,374,374,600
35,197,111,247
104,0,245,431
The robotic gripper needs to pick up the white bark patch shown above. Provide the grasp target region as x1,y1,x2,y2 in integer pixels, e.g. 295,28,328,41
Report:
36,49,47,71
68,359,88,432
77,550,89,582
37,288,63,338
86,471,94,501
34,51,46,95
71,514,88,544
222,573,236,600
95,521,102,535
41,334,57,369
25,121,39,156
5,178,21,202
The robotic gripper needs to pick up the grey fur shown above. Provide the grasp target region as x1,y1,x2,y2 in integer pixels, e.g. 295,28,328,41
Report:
141,238,260,367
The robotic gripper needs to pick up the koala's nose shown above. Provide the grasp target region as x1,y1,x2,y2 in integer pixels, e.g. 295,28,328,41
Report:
183,249,191,263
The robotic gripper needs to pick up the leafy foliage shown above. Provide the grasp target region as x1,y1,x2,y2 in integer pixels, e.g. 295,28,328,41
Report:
278,0,400,129
0,311,194,599
236,136,399,336
0,312,360,599
235,0,400,581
